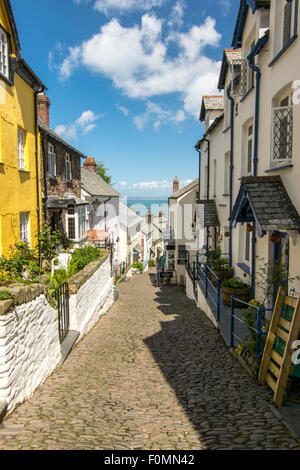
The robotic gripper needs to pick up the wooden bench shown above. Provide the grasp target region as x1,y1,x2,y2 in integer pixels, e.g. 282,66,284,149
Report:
87,230,108,248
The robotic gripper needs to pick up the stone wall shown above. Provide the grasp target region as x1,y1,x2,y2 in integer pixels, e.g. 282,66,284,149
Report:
0,286,61,412
68,253,115,341
0,252,114,414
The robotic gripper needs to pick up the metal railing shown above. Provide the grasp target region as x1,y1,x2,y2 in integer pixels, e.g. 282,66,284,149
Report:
51,282,70,344
196,258,221,324
230,296,271,362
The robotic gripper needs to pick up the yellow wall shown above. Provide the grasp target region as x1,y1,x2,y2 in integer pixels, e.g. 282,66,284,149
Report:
0,3,40,257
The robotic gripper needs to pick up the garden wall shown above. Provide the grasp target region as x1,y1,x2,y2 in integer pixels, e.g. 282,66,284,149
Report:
0,252,114,415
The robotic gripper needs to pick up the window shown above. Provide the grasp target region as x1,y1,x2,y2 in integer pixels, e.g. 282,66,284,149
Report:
78,206,86,240
232,59,248,96
224,152,230,195
248,40,255,90
245,229,250,262
0,27,8,79
283,0,293,46
65,154,72,182
67,207,76,240
20,212,30,245
272,94,293,163
213,159,217,197
48,143,56,177
18,128,26,170
247,124,253,174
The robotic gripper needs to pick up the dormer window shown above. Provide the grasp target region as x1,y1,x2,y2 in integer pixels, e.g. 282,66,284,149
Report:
0,27,8,80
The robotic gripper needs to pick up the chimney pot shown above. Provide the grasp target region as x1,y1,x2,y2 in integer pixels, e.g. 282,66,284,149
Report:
37,93,51,127
146,211,153,225
173,176,179,193
83,157,97,173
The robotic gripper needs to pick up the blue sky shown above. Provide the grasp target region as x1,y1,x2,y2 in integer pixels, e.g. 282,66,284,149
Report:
12,0,238,197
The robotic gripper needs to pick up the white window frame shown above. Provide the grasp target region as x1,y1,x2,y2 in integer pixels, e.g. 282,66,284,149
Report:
66,207,76,240
247,123,253,175
65,153,72,182
18,127,26,170
48,143,56,177
0,27,9,80
20,212,30,246
78,206,86,240
272,93,293,165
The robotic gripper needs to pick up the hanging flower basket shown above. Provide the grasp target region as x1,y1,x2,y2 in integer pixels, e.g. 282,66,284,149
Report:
270,232,281,244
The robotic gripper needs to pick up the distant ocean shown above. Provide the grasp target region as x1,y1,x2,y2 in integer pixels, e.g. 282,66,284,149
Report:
126,197,168,217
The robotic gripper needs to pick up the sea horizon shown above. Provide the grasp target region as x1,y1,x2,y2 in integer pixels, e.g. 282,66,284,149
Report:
124,196,169,217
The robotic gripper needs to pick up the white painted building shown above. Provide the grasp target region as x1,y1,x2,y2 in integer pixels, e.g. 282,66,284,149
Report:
196,0,300,306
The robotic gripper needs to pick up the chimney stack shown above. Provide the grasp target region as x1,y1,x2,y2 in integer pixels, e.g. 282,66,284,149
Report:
37,93,51,127
146,211,153,225
173,176,179,193
83,157,97,173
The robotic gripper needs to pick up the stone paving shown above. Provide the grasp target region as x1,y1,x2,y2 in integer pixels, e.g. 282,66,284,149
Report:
0,269,299,450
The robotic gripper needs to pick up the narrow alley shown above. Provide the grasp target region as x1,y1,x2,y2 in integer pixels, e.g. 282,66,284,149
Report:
0,270,298,450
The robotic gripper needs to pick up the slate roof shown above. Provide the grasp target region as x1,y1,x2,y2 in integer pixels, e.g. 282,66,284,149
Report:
170,178,199,200
200,96,224,122
230,176,300,236
38,119,87,160
218,48,242,90
81,167,120,198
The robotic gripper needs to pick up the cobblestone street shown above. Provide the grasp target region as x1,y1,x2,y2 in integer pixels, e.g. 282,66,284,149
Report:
0,269,299,450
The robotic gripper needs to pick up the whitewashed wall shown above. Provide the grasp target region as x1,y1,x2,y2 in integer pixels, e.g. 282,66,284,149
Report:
0,292,61,412
69,255,114,340
0,253,115,415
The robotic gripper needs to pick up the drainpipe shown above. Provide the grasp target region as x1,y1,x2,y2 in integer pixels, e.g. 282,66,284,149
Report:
247,37,265,299
195,143,201,253
203,138,210,249
226,84,234,268
34,90,43,237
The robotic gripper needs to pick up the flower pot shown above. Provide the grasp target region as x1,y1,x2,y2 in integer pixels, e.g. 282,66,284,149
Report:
210,269,234,287
221,285,251,307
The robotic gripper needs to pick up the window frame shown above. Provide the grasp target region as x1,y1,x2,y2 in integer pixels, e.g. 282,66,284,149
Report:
18,127,26,170
20,212,30,246
0,26,9,81
269,0,299,67
47,142,56,178
271,92,293,166
247,124,253,175
65,153,72,182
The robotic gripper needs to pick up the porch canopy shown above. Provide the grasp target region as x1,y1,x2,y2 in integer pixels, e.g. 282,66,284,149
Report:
46,195,88,210
230,176,300,238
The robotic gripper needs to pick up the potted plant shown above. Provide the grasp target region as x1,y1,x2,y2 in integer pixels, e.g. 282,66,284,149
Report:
221,277,251,307
210,258,234,286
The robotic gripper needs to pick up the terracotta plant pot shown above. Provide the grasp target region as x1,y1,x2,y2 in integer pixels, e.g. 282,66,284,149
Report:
221,285,251,307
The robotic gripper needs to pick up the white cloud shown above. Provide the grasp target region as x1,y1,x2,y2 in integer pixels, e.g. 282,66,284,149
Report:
167,0,185,30
55,110,101,140
133,100,186,130
57,13,222,119
93,0,165,15
130,178,193,191
116,104,129,116
218,0,231,17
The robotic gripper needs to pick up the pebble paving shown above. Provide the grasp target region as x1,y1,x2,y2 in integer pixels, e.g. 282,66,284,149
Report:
0,269,299,450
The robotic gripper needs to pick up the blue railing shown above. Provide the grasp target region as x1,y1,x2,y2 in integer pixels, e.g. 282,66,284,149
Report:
230,296,271,361
196,260,221,324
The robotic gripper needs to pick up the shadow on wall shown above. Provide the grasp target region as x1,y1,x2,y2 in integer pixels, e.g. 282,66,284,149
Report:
143,277,273,448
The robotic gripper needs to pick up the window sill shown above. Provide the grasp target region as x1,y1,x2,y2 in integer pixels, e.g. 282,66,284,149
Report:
222,193,230,197
237,262,250,275
0,72,13,87
240,86,255,103
269,35,298,67
265,164,293,173
19,168,30,173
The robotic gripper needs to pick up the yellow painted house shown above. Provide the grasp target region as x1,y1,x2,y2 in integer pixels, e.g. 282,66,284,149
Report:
0,0,46,256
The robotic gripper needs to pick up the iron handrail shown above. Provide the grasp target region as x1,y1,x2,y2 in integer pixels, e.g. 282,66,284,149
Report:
196,261,221,323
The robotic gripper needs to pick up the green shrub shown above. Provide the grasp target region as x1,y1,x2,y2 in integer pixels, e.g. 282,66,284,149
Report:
132,262,143,273
149,259,156,267
71,244,102,272
0,290,13,301
222,277,248,289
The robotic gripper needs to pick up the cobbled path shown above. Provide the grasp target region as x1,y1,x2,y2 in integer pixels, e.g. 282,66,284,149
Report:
0,269,299,450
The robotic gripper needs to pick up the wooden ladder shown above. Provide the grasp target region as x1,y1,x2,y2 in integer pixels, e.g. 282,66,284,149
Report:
258,286,300,408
